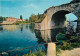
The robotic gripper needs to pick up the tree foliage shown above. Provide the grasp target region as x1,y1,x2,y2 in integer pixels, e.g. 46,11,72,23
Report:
29,13,46,22
0,16,6,21
20,15,23,20
37,14,45,21
29,14,37,22
26,18,29,21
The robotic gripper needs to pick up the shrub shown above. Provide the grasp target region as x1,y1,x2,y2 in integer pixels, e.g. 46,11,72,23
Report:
14,23,19,25
23,51,45,56
36,51,45,56
71,43,80,48
56,47,61,53
58,45,73,50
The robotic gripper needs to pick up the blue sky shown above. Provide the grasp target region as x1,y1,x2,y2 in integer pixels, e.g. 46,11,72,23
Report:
0,0,77,20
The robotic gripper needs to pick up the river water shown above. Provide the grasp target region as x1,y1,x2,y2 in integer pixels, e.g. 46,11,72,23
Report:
0,22,77,56
0,24,46,55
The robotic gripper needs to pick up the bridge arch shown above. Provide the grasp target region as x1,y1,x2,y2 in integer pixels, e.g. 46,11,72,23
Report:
35,1,80,32
50,10,77,29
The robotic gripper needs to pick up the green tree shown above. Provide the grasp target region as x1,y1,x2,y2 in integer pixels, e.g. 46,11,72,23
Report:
20,15,23,20
35,14,45,22
29,14,46,22
29,14,37,22
0,16,6,21
37,13,40,19
39,14,45,21
26,18,28,21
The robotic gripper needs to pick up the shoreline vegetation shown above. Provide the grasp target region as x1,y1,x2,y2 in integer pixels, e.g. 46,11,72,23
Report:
15,13,45,25
0,14,45,25
22,48,80,56
22,35,80,56
14,21,34,25
23,51,45,56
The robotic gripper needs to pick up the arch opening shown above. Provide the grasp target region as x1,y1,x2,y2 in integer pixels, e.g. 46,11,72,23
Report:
51,10,77,30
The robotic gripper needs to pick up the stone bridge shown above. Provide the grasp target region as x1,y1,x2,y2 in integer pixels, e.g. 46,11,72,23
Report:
35,0,80,32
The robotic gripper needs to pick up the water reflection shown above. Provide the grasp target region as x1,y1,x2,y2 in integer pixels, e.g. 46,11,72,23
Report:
26,23,35,33
0,24,35,33
35,30,52,43
0,24,43,55
2,25,21,31
0,25,24,32
20,24,23,32
0,24,77,55
0,25,3,32
35,22,77,43
35,28,65,49
35,28,65,43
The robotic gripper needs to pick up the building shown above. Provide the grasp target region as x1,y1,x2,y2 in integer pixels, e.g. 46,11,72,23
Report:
23,19,26,21
6,17,22,22
2,17,22,24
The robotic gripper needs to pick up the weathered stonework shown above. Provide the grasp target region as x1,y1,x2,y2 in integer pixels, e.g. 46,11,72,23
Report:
35,1,80,32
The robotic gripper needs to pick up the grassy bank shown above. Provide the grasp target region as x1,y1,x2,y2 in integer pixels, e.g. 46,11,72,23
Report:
23,51,45,56
22,36,80,56
56,35,80,56
14,21,35,25
56,43,80,53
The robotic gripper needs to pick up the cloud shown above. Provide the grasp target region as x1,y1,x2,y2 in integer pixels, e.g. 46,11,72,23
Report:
24,4,39,9
29,4,38,9
23,4,41,12
22,3,43,15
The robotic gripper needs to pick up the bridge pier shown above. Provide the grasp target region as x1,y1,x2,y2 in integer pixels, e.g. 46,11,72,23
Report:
47,42,56,56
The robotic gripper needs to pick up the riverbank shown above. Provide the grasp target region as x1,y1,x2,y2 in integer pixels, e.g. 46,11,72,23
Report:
22,48,80,56
0,22,32,25
22,35,80,56
23,51,45,56
57,48,80,56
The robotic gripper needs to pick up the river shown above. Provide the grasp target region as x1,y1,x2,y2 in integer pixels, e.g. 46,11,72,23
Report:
0,24,46,55
0,22,77,56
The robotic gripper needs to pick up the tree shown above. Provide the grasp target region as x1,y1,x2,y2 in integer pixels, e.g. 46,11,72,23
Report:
26,18,28,21
29,14,37,22
29,14,46,22
20,15,23,20
39,14,45,21
37,13,40,19
0,16,6,21
35,14,45,22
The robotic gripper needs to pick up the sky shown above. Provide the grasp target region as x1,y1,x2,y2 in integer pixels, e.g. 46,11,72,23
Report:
0,0,77,20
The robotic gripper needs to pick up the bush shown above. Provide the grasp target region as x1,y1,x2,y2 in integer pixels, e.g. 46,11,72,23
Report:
57,43,80,51
69,36,80,43
23,51,45,56
14,23,19,25
56,47,61,53
57,44,73,50
71,43,80,48
36,51,45,56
